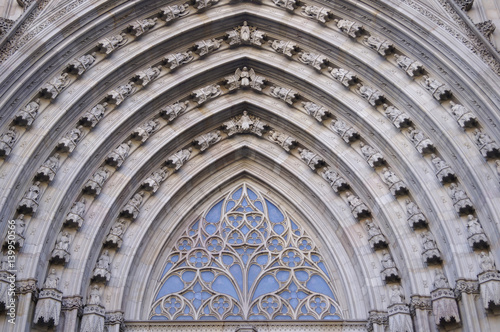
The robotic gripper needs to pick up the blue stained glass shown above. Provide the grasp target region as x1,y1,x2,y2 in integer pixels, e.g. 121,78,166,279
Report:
318,262,329,277
230,264,244,291
177,316,193,320
206,224,216,235
248,265,261,291
276,270,290,282
295,270,309,282
226,315,243,320
212,275,239,300
247,188,257,200
254,201,264,212
253,275,279,300
201,316,217,320
324,315,341,320
155,275,183,300
273,224,284,234
266,200,284,223
291,220,298,229
232,188,243,200
206,200,223,223
241,225,249,234
311,255,320,262
276,315,292,320
184,306,190,314
256,255,268,265
151,316,167,320
154,305,161,314
306,275,334,299
181,271,195,282
242,198,248,207
161,262,173,278
299,315,315,320
249,315,267,320
201,271,214,282
222,255,233,265
226,201,235,212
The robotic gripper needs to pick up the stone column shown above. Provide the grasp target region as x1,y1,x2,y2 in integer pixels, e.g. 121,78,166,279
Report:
455,279,480,331
105,311,124,332
15,279,38,332
409,295,433,332
366,310,387,332
59,296,82,332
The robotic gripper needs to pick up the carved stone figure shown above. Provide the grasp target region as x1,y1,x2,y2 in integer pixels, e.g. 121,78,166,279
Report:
93,250,111,282
270,86,298,105
67,53,96,75
431,270,460,326
393,54,423,77
390,285,405,304
127,18,157,37
131,66,161,86
106,141,132,167
166,148,192,170
298,52,328,70
194,131,222,151
382,167,408,196
272,0,296,11
14,99,40,126
65,198,86,228
44,269,59,289
225,21,266,46
329,67,357,87
407,126,435,154
380,250,400,282
131,119,159,143
79,103,107,128
302,102,328,122
298,148,324,170
363,36,394,56
223,111,268,137
224,67,265,91
269,130,297,152
383,104,411,128
357,83,385,106
455,0,473,11
57,126,83,153
142,167,169,193
477,256,500,310
335,19,363,38
360,142,385,168
430,154,456,183
466,215,489,249
163,51,194,70
433,270,449,289
51,231,71,264
106,82,136,105
160,4,189,22
3,214,25,248
40,73,70,99
330,119,359,143
191,84,222,104
194,39,222,56
35,153,60,182
160,101,189,121
421,232,442,265
366,219,387,250
97,33,127,54
321,167,349,193
300,5,332,23
346,192,371,220
405,199,427,229
449,101,477,128
475,20,496,40
18,182,41,214
0,126,17,157
88,285,101,305
271,40,298,57
473,129,500,158
105,219,126,248
479,251,496,272
120,192,144,220
422,75,452,101
83,167,110,196
449,183,474,215
193,0,219,10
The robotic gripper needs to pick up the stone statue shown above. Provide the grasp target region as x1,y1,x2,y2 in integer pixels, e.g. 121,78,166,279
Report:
121,191,144,219
382,167,408,196
383,104,411,128
466,215,489,249
132,66,162,86
67,53,96,75
321,167,349,193
224,67,265,91
357,83,384,106
131,119,160,143
83,167,110,196
405,199,427,229
268,130,297,152
160,4,189,22
433,270,449,289
359,142,385,167
422,75,451,101
51,231,71,264
88,285,101,305
14,99,40,126
194,39,222,56
393,54,423,77
330,119,359,143
448,183,474,215
93,250,111,282
35,153,60,182
18,182,41,214
0,126,17,156
225,21,266,46
271,40,298,57
473,129,499,159
270,86,298,105
302,102,328,122
421,232,442,264
106,141,132,167
389,285,405,304
193,131,222,151
272,0,296,11
346,192,370,220
449,101,477,128
97,33,127,54
57,126,83,153
44,269,59,289
160,101,189,121
479,251,496,272
142,167,168,193
79,103,107,128
300,5,332,23
105,219,126,248
166,148,192,170
407,126,434,154
127,18,157,37
106,82,136,105
298,148,324,170
163,52,194,70
365,219,387,250
191,84,222,104
298,52,328,70
193,0,219,10
363,35,394,56
335,19,363,38
329,67,357,87
381,251,396,269
40,73,70,99
380,250,400,282
223,111,267,137
430,154,456,183
54,231,70,251
65,198,86,228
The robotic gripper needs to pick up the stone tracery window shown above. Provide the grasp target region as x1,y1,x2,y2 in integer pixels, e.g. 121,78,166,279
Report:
150,184,342,321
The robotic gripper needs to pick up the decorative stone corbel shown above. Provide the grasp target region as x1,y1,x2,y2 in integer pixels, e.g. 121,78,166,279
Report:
33,269,62,326
18,182,41,215
466,215,489,249
83,167,110,196
39,73,70,100
407,126,435,154
104,219,126,249
131,119,159,143
160,4,189,22
357,83,385,106
272,0,296,11
302,102,328,122
382,167,408,197
329,67,358,87
473,129,500,159
298,52,328,70
268,130,297,152
360,142,385,168
0,126,17,157
97,34,127,54
422,75,452,101
194,131,222,152
166,148,192,170
380,251,400,283
192,0,219,10
120,192,144,220
106,141,132,168
193,39,222,56
477,251,500,310
224,67,265,91
387,285,413,332
105,83,136,106
421,232,442,265
141,167,169,193
79,103,107,128
383,104,411,129
431,154,456,184
126,18,157,37
67,53,96,76
163,52,194,70
454,279,479,299
448,183,474,216
363,36,394,56
394,54,423,77
365,219,387,250
14,99,40,127
271,40,298,57
191,84,222,104
35,154,60,182
431,270,460,326
449,102,477,128
92,251,111,283
298,148,324,170
405,199,427,229
160,101,189,121
65,198,86,228
321,167,349,193
300,6,332,23
335,19,363,38
366,310,388,332
131,66,161,87
330,119,360,143
346,192,371,220
105,311,124,332
270,86,298,104
50,231,71,264
225,22,266,46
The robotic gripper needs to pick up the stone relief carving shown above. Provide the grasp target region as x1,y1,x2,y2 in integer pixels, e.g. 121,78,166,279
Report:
300,5,332,23
105,219,126,248
191,84,222,104
449,101,477,128
271,40,298,57
298,148,324,170
131,66,162,86
449,183,474,215
67,53,96,75
421,232,442,265
120,192,144,220
0,126,17,157
39,73,70,99
3,214,25,249
390,285,405,305
268,130,297,152
18,182,41,214
225,22,266,46
330,119,360,143
382,167,408,196
479,251,496,272
142,167,169,193
454,0,474,11
163,51,194,70
194,131,222,151
422,75,452,101
166,148,192,170
357,83,385,106
360,142,385,168
346,192,371,220
194,38,222,56
363,36,394,56
321,167,349,193
131,119,160,143
407,126,435,154
65,198,86,228
405,199,427,229
127,18,157,37
475,20,496,40
83,167,110,196
56,126,83,153
224,67,265,91
383,104,411,128
14,99,40,127
79,103,107,128
44,269,59,289
105,82,136,105
335,19,363,38
272,0,296,11
430,154,456,183
160,4,189,22
298,52,328,70
88,285,102,306
473,129,500,158
270,86,298,105
367,311,388,332
477,251,500,310
93,250,111,282
51,231,71,264
106,141,132,168
431,270,460,326
380,250,400,282
365,219,388,250
387,302,413,332
329,67,357,87
223,111,268,137
35,154,60,182
160,101,189,121
97,33,127,54
193,0,219,10
302,102,328,122
393,54,423,77
466,215,489,249
33,279,63,326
